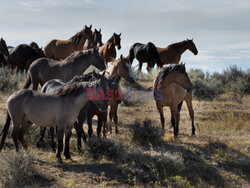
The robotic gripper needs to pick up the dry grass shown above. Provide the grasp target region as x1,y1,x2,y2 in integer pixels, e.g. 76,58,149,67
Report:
0,75,249,187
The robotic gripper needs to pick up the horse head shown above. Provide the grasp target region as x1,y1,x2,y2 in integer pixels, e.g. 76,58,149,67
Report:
186,39,198,55
113,33,121,50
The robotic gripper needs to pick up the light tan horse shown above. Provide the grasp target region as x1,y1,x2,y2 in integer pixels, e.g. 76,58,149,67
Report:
83,28,103,50
44,25,92,60
23,48,106,90
157,39,198,65
104,55,136,133
153,64,193,137
0,74,109,161
99,33,121,64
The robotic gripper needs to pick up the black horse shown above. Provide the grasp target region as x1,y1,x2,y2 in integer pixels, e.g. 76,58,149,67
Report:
128,42,163,72
37,71,120,152
0,38,44,72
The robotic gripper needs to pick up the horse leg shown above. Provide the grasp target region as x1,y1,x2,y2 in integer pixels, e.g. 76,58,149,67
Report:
50,127,56,153
138,61,143,71
18,124,30,150
156,103,165,130
64,127,72,160
56,127,65,161
185,94,195,136
170,105,180,137
87,115,93,140
36,127,46,147
109,105,115,134
11,122,21,152
113,103,119,134
97,114,103,137
74,121,82,151
99,112,107,137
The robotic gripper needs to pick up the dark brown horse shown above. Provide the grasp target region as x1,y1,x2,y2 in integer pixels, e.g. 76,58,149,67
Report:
44,25,93,60
0,38,45,71
157,39,198,65
83,28,103,50
99,33,121,64
128,42,163,72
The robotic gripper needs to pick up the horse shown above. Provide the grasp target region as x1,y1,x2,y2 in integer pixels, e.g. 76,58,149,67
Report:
99,33,121,64
153,64,193,137
0,73,110,161
0,38,45,71
128,42,163,72
104,55,136,133
23,48,106,90
83,28,103,50
44,25,93,60
157,39,198,65
38,71,120,151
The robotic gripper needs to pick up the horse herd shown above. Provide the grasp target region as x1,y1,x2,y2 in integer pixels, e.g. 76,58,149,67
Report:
0,25,198,161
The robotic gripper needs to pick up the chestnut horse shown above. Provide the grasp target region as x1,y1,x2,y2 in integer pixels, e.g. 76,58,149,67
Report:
157,39,198,65
153,64,193,137
44,25,92,60
99,33,121,64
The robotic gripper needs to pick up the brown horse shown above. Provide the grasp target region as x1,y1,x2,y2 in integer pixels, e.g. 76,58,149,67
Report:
44,25,92,60
104,55,136,133
23,48,106,90
153,64,193,137
83,28,103,50
99,33,121,64
157,39,198,65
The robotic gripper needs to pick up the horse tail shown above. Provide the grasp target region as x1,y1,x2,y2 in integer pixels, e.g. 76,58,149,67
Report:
128,44,135,63
23,74,31,89
150,43,162,67
178,101,183,112
0,111,11,152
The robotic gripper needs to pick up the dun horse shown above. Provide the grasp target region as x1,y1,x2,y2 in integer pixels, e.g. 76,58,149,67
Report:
128,42,163,72
99,33,121,64
38,71,119,150
23,48,106,90
153,64,194,137
83,28,103,50
0,73,109,161
44,25,92,60
157,39,198,65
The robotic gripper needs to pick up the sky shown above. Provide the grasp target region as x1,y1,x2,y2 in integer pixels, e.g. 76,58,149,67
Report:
0,0,250,72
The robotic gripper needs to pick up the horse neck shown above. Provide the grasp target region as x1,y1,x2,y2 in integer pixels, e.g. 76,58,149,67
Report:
175,42,189,55
73,35,88,50
107,62,120,83
70,55,91,74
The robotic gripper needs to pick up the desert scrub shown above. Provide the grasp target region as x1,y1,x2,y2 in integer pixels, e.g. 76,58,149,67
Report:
0,150,43,187
86,137,123,161
188,65,250,101
130,119,164,147
0,67,27,92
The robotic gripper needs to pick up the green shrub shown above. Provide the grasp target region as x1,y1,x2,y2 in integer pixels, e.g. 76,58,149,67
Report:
130,119,164,147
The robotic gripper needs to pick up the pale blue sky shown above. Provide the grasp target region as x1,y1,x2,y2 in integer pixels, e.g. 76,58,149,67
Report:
0,0,250,72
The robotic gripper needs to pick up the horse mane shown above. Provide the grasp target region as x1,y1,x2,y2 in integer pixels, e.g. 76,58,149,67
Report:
66,72,100,84
54,81,95,97
62,49,94,65
107,35,114,43
70,29,85,45
156,63,186,89
168,40,188,48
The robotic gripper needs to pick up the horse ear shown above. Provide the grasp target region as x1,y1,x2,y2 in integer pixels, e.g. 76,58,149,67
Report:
101,71,105,77
85,25,87,29
90,24,92,29
99,28,101,32
120,54,123,61
191,38,193,41
119,33,121,36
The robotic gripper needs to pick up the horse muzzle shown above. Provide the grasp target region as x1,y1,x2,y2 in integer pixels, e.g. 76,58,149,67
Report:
186,86,193,93
117,45,121,50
